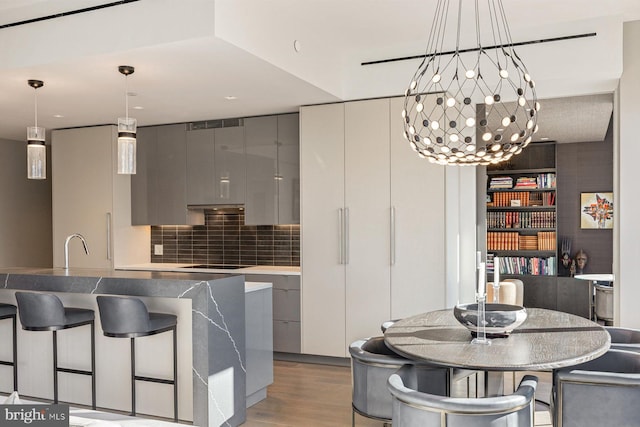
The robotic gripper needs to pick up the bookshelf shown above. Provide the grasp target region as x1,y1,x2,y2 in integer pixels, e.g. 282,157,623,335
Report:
486,144,557,277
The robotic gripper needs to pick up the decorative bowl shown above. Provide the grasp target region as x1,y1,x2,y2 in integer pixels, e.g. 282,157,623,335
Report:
453,303,527,336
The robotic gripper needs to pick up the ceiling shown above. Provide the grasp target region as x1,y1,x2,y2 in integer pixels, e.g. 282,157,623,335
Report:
0,0,635,143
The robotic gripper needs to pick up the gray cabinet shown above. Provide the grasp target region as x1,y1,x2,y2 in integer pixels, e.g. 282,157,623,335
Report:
277,114,300,225
245,285,273,407
131,124,203,225
245,114,299,225
186,125,245,206
245,274,300,353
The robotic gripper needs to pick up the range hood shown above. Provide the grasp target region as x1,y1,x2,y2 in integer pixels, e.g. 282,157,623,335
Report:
187,204,245,211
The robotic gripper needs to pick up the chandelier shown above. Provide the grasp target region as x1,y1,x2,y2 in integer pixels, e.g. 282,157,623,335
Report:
402,0,539,165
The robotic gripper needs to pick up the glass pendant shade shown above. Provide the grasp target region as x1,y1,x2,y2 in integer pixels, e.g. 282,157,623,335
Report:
27,126,46,180
27,79,46,179
117,117,137,174
116,65,136,175
402,0,539,166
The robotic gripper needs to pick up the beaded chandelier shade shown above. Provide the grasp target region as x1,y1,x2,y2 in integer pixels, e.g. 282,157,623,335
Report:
402,0,539,165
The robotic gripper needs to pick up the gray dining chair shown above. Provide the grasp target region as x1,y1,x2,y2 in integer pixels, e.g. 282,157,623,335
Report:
606,326,640,352
552,349,640,427
349,337,449,426
388,364,537,427
381,320,478,398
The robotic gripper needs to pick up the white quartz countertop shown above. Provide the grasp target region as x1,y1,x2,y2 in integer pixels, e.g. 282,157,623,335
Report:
117,263,300,276
574,274,615,282
245,281,273,293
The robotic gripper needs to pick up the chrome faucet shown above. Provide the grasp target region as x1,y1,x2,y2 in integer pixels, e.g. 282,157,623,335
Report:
64,233,89,269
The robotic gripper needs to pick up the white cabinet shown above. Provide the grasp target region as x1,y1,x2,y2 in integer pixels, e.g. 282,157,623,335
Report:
52,126,149,268
300,99,391,357
389,96,446,318
300,97,446,358
300,103,346,357
344,99,392,349
245,114,299,225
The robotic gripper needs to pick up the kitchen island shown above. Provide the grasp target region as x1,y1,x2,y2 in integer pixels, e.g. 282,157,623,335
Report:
0,268,246,427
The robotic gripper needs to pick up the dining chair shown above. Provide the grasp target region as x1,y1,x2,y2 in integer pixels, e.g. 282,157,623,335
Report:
486,280,523,393
486,281,517,305
380,319,399,333
387,364,537,427
606,326,640,352
552,349,640,427
502,278,524,306
349,337,449,426
380,320,478,398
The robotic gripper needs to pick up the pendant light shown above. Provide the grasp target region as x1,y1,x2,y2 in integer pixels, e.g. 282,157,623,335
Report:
27,79,46,180
117,65,136,174
402,0,539,166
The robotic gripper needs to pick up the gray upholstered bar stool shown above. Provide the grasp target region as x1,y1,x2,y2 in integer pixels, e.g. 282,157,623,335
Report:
0,303,18,392
96,295,178,421
14,292,95,408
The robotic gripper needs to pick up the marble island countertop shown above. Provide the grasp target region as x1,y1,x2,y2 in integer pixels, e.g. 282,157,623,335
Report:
118,263,301,276
0,267,247,427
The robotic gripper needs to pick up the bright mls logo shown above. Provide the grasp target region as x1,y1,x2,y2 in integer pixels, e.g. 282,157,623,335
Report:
0,405,68,426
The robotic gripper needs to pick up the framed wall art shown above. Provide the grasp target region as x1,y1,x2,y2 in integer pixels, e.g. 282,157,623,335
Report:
580,192,614,229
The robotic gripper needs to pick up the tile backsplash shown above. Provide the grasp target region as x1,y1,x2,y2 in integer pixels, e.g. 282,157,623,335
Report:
151,209,300,266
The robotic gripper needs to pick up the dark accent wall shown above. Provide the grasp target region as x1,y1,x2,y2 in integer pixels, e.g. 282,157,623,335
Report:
557,118,614,275
0,139,52,267
151,208,300,266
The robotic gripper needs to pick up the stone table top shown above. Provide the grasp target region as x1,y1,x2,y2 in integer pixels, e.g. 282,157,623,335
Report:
384,308,610,371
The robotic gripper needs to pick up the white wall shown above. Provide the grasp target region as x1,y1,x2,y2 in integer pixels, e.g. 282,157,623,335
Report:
0,139,52,267
617,20,640,327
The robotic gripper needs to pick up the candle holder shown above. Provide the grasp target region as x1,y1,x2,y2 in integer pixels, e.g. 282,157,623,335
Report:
492,282,500,303
471,292,492,345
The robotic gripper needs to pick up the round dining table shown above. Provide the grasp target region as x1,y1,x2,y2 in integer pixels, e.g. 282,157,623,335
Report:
384,307,610,372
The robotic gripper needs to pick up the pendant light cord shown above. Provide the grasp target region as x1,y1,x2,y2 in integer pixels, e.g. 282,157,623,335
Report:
125,74,129,121
34,88,38,128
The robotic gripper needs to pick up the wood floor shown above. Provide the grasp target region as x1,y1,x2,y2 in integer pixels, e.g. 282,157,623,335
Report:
245,360,552,426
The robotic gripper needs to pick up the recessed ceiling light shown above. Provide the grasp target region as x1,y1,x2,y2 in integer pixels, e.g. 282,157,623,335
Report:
133,106,144,110
540,137,550,140
224,96,237,100
53,114,64,118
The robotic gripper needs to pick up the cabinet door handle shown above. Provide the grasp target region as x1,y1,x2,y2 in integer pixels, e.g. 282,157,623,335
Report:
106,212,112,261
344,207,350,265
338,208,344,264
391,206,396,266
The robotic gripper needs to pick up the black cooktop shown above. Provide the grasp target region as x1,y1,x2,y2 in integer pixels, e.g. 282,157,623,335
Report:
182,264,250,270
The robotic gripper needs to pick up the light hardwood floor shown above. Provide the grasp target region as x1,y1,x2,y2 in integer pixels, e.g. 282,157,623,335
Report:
245,360,552,426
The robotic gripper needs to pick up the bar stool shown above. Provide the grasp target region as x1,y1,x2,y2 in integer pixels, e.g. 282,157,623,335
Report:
14,292,96,408
96,296,178,421
0,303,17,391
